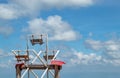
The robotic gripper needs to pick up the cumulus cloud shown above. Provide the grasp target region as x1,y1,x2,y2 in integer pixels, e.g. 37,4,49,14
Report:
25,15,80,41
59,48,104,66
72,52,102,65
85,39,103,51
0,0,97,19
84,39,120,66
0,3,30,20
0,4,18,19
0,26,13,36
104,40,120,59
59,47,120,66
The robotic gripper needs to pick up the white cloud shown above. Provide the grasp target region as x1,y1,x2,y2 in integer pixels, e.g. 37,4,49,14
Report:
73,52,102,65
59,49,103,66
85,39,120,66
39,0,96,8
0,26,13,36
105,40,120,51
85,39,103,51
25,15,80,41
59,47,120,66
0,0,97,19
0,4,18,19
12,0,96,9
0,3,30,20
104,40,120,60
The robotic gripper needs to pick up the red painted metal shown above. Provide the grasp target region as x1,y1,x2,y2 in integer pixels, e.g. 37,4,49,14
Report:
51,60,65,66
15,63,24,70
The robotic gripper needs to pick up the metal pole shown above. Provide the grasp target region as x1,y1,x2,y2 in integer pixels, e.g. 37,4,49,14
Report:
46,34,48,64
52,50,60,60
21,68,29,78
30,70,38,78
26,36,30,78
54,65,60,78
46,34,49,78
31,51,42,64
16,65,21,78
32,50,47,66
41,68,48,78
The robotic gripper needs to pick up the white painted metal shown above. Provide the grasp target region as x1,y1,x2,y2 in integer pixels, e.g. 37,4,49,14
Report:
41,68,48,78
21,68,29,78
32,49,47,66
52,50,60,60
30,70,38,78
31,51,42,64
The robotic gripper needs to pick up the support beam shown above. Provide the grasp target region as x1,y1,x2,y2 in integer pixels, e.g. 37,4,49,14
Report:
54,65,60,78
16,65,22,78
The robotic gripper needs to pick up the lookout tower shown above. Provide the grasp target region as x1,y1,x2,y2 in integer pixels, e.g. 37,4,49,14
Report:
12,34,65,78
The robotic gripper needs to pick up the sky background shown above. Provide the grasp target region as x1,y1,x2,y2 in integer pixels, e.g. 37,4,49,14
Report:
0,0,120,78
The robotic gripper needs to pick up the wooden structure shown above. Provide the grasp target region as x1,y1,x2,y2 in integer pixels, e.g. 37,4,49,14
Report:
12,34,65,78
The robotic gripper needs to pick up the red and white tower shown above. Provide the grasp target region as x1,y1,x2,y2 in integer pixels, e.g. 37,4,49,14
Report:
12,34,65,78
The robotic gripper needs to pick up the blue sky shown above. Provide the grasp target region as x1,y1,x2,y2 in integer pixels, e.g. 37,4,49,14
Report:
0,0,120,78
